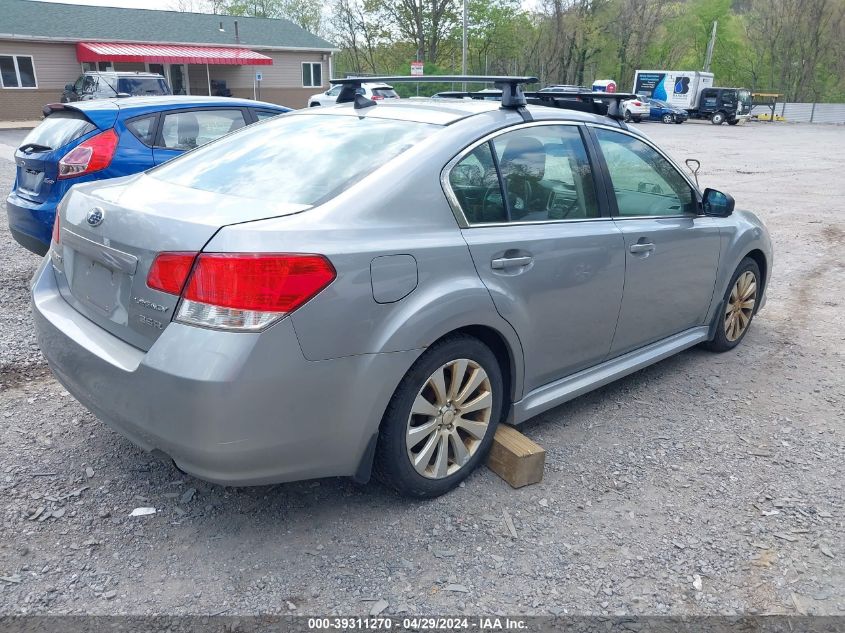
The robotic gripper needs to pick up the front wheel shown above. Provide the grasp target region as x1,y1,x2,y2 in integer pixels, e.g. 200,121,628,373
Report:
662,113,674,124
711,111,726,125
704,257,761,352
374,335,504,498
624,110,632,122
728,119,739,126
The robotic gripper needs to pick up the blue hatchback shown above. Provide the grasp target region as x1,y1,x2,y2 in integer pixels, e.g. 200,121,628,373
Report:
7,96,289,255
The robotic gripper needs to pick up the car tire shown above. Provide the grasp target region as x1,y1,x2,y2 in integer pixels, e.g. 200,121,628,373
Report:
624,110,632,122
373,334,504,498
728,119,739,126
711,111,726,125
703,257,761,353
662,113,674,124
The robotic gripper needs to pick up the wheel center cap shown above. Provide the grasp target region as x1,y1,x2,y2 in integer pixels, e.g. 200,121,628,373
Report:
442,410,456,425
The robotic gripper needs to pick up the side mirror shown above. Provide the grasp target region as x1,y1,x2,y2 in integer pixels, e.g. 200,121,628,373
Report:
702,188,735,217
64,83,76,92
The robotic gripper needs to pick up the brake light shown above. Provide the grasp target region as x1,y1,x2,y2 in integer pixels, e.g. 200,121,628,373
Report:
371,95,384,101
58,129,118,180
147,252,196,295
633,101,643,106
146,252,336,331
51,213,60,245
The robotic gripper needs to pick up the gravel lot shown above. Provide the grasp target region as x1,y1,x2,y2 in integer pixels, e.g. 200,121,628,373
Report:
0,121,843,616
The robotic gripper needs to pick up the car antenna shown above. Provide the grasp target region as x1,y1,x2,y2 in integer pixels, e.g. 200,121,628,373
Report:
329,75,539,119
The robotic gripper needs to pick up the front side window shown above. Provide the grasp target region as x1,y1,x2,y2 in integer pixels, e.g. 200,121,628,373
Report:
159,109,246,150
594,128,696,217
302,62,322,88
150,114,437,205
0,55,37,88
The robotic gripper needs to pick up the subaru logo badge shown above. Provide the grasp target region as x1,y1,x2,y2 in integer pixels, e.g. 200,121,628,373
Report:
86,207,105,227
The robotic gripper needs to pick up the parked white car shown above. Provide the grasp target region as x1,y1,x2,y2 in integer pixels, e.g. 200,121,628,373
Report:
308,82,399,107
621,95,650,122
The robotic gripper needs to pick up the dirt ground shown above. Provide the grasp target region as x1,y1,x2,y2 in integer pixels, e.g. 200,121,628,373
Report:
0,120,843,616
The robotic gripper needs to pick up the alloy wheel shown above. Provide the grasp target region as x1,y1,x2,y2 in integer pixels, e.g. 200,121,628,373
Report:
406,359,493,479
724,271,757,341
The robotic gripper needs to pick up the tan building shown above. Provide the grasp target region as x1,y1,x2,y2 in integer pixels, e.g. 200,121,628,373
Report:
0,0,336,120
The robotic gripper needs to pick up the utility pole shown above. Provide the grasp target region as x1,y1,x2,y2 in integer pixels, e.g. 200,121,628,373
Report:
703,20,717,72
461,0,468,91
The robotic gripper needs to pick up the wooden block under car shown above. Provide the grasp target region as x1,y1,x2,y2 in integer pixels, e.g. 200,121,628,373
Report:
486,424,546,488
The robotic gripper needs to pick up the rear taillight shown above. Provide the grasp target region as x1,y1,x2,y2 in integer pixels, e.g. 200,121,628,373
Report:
146,253,336,332
147,252,196,295
371,95,384,100
51,213,60,245
58,129,118,180
633,101,643,106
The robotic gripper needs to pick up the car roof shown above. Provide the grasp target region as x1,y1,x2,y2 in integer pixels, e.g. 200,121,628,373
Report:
63,95,289,113
82,71,163,77
293,97,628,128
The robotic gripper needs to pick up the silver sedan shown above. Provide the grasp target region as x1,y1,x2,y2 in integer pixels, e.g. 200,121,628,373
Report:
32,83,771,497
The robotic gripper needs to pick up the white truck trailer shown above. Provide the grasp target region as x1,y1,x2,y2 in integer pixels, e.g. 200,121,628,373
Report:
632,70,752,125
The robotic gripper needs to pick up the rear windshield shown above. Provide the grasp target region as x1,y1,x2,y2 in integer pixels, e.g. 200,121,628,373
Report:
150,114,437,205
117,77,170,96
20,111,96,151
372,88,399,98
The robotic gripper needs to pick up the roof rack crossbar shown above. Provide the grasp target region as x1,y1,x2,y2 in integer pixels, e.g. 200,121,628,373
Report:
330,75,538,109
526,91,637,120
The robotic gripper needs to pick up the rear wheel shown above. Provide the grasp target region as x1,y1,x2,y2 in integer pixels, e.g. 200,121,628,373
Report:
711,111,726,125
374,335,503,498
704,257,761,352
662,113,674,124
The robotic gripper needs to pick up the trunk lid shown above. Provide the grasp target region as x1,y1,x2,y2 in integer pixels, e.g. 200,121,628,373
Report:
52,173,310,350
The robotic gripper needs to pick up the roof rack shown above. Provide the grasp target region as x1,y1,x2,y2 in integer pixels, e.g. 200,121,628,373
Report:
329,75,538,110
526,90,637,121
429,87,636,121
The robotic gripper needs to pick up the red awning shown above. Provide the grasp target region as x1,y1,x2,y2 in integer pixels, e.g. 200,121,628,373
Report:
76,42,273,66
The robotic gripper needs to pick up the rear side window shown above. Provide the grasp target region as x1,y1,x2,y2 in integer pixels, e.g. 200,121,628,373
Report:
19,111,96,151
126,115,157,146
254,109,284,121
150,114,437,205
159,109,246,150
117,77,170,96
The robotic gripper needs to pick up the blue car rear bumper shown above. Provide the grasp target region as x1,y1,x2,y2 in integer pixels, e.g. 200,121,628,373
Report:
6,192,55,256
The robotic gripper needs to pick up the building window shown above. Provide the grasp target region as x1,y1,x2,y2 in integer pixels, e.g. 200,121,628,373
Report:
302,62,322,88
83,61,114,72
0,55,37,88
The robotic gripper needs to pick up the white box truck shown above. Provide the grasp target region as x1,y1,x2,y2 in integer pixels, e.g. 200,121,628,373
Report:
632,70,752,125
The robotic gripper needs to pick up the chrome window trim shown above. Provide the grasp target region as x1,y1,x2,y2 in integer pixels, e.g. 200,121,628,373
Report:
440,120,609,229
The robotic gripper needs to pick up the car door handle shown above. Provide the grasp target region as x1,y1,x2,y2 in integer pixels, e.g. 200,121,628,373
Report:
491,256,533,269
629,243,655,254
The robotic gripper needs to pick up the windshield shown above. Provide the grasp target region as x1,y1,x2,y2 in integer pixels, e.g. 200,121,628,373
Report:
650,99,669,108
117,77,171,96
20,111,96,151
150,114,438,205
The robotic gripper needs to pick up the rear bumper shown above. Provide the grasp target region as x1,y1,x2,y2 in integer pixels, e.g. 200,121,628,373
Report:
6,193,55,256
31,259,419,486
